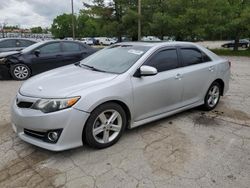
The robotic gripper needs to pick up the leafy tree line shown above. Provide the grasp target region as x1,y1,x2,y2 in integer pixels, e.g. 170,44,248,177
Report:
51,0,250,50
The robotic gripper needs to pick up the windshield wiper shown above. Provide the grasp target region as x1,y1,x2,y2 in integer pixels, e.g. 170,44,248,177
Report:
79,63,107,72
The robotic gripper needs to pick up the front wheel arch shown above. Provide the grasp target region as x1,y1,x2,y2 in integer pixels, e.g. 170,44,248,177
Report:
10,63,32,80
82,102,127,148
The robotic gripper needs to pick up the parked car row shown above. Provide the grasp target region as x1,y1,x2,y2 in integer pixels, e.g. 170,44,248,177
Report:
0,40,97,80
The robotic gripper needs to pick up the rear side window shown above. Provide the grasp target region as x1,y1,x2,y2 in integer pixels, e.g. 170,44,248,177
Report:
38,43,61,54
63,42,81,52
181,48,212,66
202,53,211,62
181,48,203,66
0,39,17,48
145,49,179,72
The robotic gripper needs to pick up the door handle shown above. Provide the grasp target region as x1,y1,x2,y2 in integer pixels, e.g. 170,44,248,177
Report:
175,73,182,80
209,66,215,72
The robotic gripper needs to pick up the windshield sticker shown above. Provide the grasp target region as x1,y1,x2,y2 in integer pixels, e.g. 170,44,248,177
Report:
128,49,144,55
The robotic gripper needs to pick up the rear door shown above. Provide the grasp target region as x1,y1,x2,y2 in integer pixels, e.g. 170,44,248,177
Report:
178,47,217,106
61,42,89,65
131,47,183,121
31,42,64,74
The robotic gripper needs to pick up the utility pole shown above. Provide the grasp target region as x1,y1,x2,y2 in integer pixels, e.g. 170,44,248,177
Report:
71,0,75,39
138,0,141,41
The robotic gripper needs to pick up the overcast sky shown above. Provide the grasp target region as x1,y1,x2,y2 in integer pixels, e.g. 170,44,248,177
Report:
0,0,90,28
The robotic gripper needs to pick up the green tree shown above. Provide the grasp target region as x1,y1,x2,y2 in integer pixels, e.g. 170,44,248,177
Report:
30,26,43,33
51,0,250,47
224,0,250,50
51,13,76,38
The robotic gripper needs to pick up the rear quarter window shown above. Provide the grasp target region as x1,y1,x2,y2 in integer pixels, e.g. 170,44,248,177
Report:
181,48,203,66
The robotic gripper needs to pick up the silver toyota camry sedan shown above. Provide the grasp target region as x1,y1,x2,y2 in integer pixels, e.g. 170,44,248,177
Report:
11,42,230,151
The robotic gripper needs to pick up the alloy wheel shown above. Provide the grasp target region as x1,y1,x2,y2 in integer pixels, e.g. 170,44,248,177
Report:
92,110,122,144
207,85,220,108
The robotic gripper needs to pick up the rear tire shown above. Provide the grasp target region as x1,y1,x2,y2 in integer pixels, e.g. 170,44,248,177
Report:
202,82,221,111
83,102,126,149
10,64,31,80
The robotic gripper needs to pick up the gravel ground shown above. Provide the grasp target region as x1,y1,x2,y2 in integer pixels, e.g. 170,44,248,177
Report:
0,56,250,188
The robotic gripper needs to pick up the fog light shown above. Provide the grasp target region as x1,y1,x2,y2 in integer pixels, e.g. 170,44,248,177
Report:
47,131,59,142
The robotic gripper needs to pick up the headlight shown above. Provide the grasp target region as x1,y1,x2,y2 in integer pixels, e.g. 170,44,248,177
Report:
0,58,7,64
31,97,80,113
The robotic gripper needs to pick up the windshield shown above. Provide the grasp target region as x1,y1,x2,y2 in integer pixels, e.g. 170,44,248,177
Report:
80,45,150,74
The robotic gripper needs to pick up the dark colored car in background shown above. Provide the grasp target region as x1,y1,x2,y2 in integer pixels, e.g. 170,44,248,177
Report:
0,38,37,53
0,40,97,80
222,39,250,48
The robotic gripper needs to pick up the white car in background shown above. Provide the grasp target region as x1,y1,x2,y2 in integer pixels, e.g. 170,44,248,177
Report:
96,37,117,45
142,36,161,42
81,38,94,45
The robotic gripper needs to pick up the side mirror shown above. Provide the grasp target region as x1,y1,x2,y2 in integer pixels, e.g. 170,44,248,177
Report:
139,65,158,77
34,50,40,57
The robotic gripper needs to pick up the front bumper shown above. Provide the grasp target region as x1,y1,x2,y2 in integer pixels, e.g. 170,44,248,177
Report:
11,93,90,151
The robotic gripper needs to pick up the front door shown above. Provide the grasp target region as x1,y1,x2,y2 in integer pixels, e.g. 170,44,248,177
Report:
131,48,183,122
31,42,63,74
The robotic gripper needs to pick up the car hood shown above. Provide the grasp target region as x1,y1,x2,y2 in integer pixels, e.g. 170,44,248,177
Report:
0,51,20,58
20,65,118,98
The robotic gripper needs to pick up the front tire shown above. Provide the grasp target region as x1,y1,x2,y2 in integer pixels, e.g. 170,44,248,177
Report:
10,64,31,80
83,103,126,149
202,82,221,111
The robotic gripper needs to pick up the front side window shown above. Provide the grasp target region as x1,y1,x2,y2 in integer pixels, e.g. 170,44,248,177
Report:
38,43,61,54
63,42,81,52
80,45,150,74
181,48,203,66
145,49,179,72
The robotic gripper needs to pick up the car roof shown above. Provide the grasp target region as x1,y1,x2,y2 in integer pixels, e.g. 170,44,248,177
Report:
117,41,221,61
116,41,201,48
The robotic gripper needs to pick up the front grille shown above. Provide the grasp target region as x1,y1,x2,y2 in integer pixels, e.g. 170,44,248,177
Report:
24,129,46,140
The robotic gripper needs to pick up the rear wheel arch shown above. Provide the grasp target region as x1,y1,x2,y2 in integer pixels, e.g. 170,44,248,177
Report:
213,79,224,96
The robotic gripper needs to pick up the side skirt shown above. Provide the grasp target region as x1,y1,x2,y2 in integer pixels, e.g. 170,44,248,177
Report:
130,101,203,129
